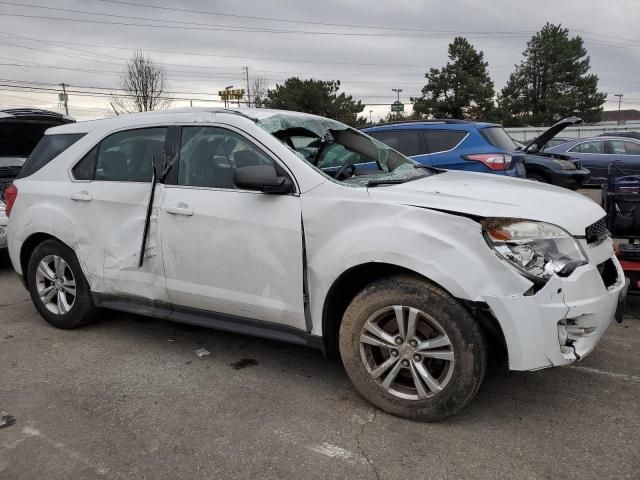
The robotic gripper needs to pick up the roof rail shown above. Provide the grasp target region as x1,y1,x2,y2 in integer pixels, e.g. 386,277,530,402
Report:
364,118,473,128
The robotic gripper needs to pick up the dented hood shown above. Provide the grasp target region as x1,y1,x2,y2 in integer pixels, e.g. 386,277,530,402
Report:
368,170,604,235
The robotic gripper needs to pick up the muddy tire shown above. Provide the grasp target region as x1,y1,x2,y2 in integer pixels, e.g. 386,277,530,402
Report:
339,275,486,421
27,239,98,329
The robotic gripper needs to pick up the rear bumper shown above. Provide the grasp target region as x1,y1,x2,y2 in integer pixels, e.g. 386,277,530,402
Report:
481,256,625,371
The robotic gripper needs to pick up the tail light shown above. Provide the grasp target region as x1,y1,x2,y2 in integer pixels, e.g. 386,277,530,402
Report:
4,184,17,217
463,154,512,171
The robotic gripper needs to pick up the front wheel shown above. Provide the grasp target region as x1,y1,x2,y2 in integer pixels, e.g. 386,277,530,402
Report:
27,239,98,329
339,275,486,421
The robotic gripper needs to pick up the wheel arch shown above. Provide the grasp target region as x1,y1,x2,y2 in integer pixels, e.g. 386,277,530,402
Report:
20,232,61,283
320,262,506,358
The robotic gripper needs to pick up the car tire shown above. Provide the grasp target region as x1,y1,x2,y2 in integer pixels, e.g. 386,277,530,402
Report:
27,239,98,329
527,173,549,183
339,274,486,422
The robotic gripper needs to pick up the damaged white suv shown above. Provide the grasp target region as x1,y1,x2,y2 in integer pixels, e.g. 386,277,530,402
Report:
6,108,627,421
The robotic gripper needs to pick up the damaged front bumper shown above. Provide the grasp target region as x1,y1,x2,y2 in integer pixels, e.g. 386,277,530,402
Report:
481,254,626,371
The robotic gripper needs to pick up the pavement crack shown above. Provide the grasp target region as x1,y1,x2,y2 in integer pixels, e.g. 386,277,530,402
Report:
354,409,381,480
0,299,30,308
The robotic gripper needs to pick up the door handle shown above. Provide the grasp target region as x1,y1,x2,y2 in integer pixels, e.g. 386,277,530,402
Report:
70,191,93,202
166,205,194,216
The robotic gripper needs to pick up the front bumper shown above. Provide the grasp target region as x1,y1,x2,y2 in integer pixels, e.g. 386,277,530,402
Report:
481,254,626,371
549,168,591,189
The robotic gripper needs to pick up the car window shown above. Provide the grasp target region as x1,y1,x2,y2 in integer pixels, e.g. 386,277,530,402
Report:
178,126,274,189
569,141,605,154
479,126,519,151
71,128,166,182
367,130,422,156
423,130,466,153
17,133,85,179
609,140,640,155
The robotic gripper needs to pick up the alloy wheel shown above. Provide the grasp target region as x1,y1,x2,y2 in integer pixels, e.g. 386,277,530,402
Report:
35,255,76,315
359,305,455,400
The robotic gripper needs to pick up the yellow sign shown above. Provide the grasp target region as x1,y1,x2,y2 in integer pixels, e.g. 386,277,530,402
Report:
218,89,245,100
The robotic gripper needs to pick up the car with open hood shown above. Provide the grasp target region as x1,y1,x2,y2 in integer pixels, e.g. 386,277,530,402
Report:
5,108,627,421
516,117,591,189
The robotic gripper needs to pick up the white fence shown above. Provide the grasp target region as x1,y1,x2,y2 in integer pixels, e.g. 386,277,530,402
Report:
505,122,640,141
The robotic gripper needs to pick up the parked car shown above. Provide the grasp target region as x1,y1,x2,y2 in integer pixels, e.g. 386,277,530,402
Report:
362,120,527,178
545,136,640,186
516,117,591,189
0,108,74,200
5,108,626,421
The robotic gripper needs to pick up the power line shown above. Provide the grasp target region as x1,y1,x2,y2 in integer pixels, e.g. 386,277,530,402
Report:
0,2,533,38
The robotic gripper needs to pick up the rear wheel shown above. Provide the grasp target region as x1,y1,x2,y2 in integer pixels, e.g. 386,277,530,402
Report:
27,239,98,329
339,275,486,421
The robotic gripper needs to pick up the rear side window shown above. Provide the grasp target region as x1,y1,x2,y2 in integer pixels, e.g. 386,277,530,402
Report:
72,128,166,182
608,140,640,155
423,130,467,153
479,127,519,151
367,130,422,156
16,133,85,179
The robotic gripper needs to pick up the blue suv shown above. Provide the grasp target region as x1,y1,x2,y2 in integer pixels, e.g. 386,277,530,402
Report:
363,120,526,177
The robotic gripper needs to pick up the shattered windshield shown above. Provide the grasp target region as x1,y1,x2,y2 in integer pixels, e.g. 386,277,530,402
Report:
256,113,436,187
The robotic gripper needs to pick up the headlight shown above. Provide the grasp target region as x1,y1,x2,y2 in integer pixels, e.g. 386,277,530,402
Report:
550,159,577,170
481,218,588,283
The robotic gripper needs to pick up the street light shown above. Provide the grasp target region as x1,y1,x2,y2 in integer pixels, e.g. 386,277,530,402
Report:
392,88,403,103
224,85,234,108
614,94,623,125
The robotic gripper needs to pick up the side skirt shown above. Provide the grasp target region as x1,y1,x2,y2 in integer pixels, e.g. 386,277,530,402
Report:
92,293,324,350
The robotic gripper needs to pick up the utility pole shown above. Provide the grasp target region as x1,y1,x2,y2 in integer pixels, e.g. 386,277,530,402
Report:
244,66,251,108
614,94,623,125
60,83,69,115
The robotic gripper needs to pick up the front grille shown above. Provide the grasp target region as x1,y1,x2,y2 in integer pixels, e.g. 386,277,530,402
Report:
597,258,618,288
585,217,609,244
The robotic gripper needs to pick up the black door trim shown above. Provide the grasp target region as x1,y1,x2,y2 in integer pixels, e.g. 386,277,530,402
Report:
92,292,323,350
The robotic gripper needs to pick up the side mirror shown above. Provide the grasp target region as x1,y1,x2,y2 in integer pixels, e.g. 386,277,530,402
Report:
234,164,293,194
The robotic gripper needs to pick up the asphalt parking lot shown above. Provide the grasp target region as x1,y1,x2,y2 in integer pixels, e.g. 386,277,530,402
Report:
1,202,639,479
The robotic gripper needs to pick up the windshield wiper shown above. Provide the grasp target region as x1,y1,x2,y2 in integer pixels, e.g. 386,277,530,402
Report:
366,179,406,187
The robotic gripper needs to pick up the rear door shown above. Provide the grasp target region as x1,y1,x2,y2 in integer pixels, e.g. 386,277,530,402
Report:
367,129,429,164
606,139,640,174
69,127,169,302
421,130,469,169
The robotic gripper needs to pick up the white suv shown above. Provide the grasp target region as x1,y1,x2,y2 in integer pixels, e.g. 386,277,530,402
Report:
5,108,627,421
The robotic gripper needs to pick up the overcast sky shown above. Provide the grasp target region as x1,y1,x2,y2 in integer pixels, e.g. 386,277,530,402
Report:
1,0,639,122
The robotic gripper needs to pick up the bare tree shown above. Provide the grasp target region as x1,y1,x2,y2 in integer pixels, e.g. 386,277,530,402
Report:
111,51,171,113
249,76,269,108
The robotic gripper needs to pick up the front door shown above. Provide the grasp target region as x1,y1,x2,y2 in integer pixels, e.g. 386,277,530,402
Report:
158,125,306,329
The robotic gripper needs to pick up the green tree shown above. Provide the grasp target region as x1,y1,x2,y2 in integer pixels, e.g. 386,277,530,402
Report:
264,77,364,126
412,37,495,120
498,23,606,126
